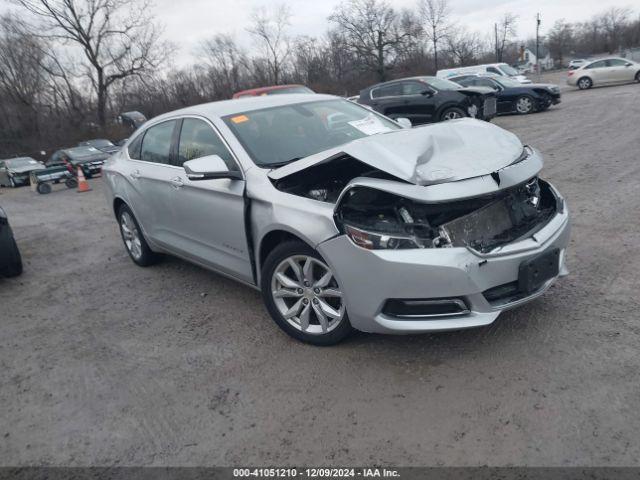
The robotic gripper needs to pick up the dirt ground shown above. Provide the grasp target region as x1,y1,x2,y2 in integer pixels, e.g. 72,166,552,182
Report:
1,76,640,467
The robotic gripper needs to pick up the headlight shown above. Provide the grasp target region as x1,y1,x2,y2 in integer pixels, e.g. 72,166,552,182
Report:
344,224,423,250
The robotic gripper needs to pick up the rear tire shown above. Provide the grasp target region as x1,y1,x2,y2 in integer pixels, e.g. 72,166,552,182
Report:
65,178,78,189
36,182,52,194
0,228,23,278
261,241,353,346
440,107,466,121
635,71,640,83
117,204,158,267
577,77,592,90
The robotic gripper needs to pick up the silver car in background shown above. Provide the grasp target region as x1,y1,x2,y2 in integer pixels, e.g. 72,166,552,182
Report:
103,94,570,345
568,57,640,89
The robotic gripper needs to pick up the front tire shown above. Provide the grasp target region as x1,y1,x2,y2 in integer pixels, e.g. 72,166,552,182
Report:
117,204,157,266
515,95,535,114
261,241,353,345
440,107,466,121
36,182,52,194
635,71,640,83
577,77,592,90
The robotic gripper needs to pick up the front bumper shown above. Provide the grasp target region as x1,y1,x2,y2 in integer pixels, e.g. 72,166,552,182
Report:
318,205,570,334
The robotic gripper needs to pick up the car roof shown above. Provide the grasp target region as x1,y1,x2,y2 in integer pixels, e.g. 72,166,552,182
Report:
232,84,310,97
147,94,339,123
362,76,434,91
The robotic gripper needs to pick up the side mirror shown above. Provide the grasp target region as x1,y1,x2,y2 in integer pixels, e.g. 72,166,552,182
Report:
183,155,242,181
396,117,412,129
626,62,633,67
421,89,434,97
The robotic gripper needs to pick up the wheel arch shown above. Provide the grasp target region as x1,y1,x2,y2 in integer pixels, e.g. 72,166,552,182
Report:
258,229,314,274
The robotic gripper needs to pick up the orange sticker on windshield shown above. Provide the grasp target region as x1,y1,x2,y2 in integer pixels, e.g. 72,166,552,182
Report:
231,115,249,124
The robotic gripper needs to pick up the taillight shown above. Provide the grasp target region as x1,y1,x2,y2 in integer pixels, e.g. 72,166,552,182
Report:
568,71,574,76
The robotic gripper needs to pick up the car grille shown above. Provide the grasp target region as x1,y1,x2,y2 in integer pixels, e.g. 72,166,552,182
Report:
483,97,497,116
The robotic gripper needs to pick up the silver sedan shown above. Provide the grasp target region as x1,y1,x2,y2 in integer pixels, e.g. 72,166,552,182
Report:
567,57,640,89
103,94,570,345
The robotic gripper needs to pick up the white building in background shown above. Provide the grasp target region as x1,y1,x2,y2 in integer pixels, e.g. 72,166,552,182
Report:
515,43,555,72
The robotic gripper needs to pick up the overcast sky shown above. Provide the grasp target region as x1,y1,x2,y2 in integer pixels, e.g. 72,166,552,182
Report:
2,0,637,63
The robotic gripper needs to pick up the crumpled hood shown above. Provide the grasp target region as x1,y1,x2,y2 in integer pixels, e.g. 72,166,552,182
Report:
8,164,45,174
269,118,523,186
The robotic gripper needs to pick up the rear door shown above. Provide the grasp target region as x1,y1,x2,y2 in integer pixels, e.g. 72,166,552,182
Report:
396,81,437,124
367,83,404,118
584,60,608,83
168,117,252,282
123,119,180,246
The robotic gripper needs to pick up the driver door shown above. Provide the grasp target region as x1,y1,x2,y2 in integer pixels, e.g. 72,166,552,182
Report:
168,117,252,283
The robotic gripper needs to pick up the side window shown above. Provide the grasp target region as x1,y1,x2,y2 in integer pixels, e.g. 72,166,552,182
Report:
608,59,627,67
454,77,474,87
477,78,497,88
371,83,402,98
140,120,176,165
177,118,237,170
586,60,605,69
127,134,144,160
487,67,501,75
401,82,428,95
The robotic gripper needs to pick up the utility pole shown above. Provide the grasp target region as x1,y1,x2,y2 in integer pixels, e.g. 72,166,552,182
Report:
495,23,499,62
535,13,541,79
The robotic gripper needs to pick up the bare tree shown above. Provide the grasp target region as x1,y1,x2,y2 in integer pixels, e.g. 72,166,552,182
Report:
418,0,449,70
13,0,168,126
600,6,632,52
446,25,483,66
547,20,574,66
496,12,518,62
329,0,410,81
199,34,248,97
247,4,292,85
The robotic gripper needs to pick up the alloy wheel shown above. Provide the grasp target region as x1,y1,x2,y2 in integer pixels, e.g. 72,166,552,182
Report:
442,110,462,120
578,78,591,89
120,211,143,260
516,97,533,114
271,255,345,335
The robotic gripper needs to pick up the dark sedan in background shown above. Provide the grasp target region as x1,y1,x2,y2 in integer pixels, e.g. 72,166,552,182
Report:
78,138,121,155
449,74,561,115
45,146,110,178
357,76,497,125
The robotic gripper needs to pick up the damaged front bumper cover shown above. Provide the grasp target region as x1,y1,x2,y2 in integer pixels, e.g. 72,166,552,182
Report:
317,186,570,335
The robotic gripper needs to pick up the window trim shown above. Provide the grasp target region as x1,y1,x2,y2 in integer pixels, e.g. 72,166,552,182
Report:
125,115,244,179
173,115,242,173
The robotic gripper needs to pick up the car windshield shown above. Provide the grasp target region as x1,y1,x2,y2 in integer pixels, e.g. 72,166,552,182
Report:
499,64,520,76
223,99,401,167
5,158,39,168
493,76,524,88
266,86,314,95
85,139,114,148
423,77,462,90
66,146,103,159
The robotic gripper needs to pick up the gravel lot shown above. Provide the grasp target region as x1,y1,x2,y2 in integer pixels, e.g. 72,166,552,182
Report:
1,76,639,467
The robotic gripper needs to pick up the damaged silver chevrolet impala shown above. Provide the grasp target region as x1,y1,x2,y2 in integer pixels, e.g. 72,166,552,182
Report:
103,94,570,345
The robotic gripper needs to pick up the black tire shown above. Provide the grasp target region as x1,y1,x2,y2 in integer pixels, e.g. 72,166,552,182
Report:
635,71,640,83
261,240,353,346
0,227,23,278
65,178,78,189
117,203,158,267
439,107,466,122
515,95,535,114
36,182,52,194
577,76,592,90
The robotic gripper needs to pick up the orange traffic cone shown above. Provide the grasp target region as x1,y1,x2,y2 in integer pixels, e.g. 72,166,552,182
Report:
77,166,92,193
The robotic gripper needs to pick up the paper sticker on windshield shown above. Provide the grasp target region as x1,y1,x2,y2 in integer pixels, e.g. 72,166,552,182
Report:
348,115,393,135
231,115,249,124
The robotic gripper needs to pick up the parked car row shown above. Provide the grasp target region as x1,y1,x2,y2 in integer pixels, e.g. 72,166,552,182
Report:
0,138,123,189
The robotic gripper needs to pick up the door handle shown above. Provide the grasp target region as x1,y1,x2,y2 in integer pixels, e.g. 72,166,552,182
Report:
129,169,141,180
170,176,184,189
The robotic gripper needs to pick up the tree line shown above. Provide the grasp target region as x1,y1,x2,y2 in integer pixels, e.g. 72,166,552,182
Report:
1,0,638,158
